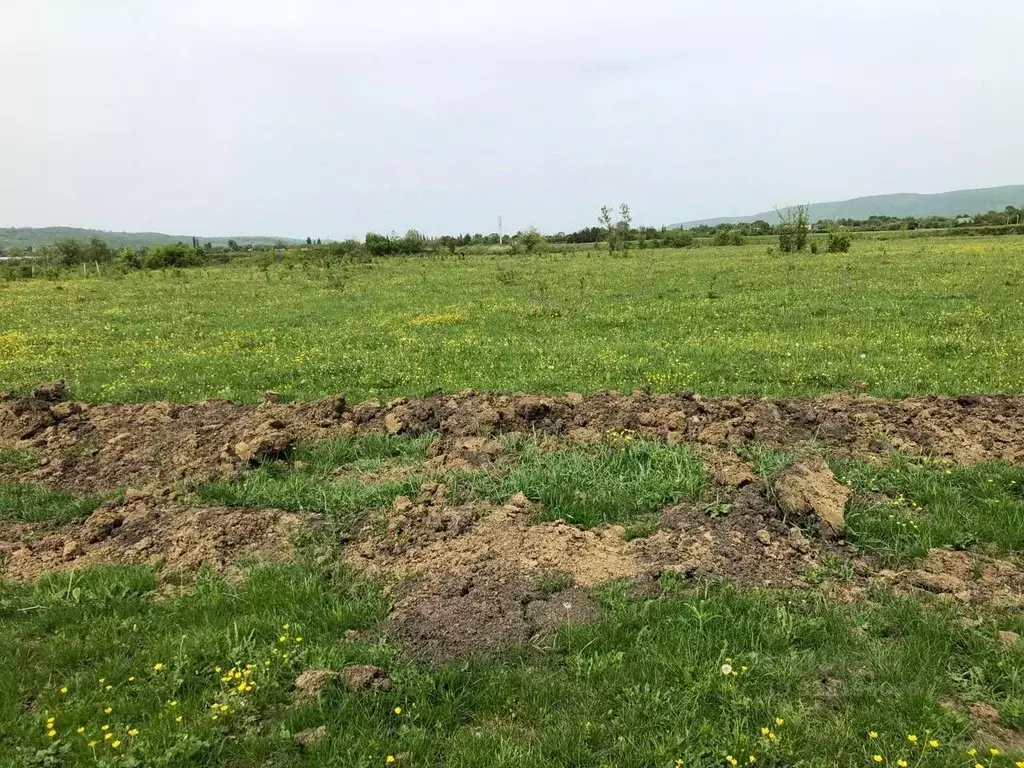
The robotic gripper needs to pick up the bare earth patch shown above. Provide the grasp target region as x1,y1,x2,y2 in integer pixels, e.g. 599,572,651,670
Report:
0,492,309,581
4,388,1024,494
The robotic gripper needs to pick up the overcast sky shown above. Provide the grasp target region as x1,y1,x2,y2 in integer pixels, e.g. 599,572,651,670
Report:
1,1,1021,239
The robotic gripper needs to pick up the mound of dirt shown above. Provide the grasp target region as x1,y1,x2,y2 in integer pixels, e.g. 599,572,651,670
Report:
0,493,309,581
0,395,348,494
345,482,863,660
4,388,1024,495
773,456,851,537
878,548,1024,608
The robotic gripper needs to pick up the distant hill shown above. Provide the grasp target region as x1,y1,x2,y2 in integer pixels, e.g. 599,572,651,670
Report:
0,227,302,251
675,185,1024,228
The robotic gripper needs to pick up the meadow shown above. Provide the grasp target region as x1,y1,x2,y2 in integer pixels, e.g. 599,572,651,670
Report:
1,236,1023,403
3,236,1024,767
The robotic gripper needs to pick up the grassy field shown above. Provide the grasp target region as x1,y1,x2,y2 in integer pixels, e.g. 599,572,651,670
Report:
4,239,1024,766
1,236,1023,402
3,434,1024,767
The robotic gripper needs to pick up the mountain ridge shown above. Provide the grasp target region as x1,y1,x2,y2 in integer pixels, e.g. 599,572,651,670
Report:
0,226,303,250
675,185,1024,228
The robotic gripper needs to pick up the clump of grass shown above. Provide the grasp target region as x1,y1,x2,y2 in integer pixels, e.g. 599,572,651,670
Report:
834,455,1024,561
0,448,38,471
0,481,106,524
469,439,705,527
735,444,795,479
536,570,574,596
197,434,439,529
291,433,434,473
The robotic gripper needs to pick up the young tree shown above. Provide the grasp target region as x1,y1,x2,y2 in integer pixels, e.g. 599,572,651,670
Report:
777,204,810,253
517,226,545,254
599,203,632,252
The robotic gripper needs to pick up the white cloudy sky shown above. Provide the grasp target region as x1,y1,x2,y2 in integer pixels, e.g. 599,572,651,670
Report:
1,0,1021,238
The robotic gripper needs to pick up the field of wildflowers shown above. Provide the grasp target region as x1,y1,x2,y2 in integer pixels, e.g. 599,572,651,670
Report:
1,237,1023,402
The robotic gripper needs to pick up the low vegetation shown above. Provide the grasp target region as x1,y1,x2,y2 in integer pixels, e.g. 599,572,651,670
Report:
2,237,1023,402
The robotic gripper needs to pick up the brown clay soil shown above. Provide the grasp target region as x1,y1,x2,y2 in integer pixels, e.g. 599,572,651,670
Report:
3,386,1024,660
4,388,1024,495
0,491,307,582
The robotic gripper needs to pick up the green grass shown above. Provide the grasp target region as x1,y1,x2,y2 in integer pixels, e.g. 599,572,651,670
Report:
835,455,1024,561
2,237,1024,402
289,433,434,473
0,449,38,471
462,438,706,527
2,565,1022,767
196,434,438,528
0,481,106,524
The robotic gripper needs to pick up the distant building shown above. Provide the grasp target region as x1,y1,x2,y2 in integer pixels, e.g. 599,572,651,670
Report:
956,216,975,225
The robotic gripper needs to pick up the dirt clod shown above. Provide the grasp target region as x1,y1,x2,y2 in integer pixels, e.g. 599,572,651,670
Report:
997,630,1021,647
774,456,851,537
970,702,1001,723
293,725,327,748
342,665,393,692
293,670,342,704
33,380,67,402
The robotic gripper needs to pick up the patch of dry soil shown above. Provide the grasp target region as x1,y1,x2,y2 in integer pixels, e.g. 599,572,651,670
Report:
4,387,1024,494
0,492,308,582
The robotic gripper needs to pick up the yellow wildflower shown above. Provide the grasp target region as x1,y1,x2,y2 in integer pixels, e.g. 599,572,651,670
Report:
104,707,113,714
907,735,917,744
153,663,164,671
775,717,784,726
76,727,85,734
869,731,879,739
386,757,396,765
47,729,56,738
928,740,939,749
104,733,112,741
112,740,121,748
394,707,402,715
59,686,68,695
128,729,138,736
175,716,183,723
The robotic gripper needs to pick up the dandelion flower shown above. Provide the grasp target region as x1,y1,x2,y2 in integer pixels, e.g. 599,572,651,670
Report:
990,748,1001,756
112,740,121,748
394,707,402,715
59,686,68,695
47,729,57,738
873,756,883,764
869,731,879,739
153,663,164,671
101,725,109,732
928,740,940,749
897,761,908,767
721,663,734,676
104,733,113,741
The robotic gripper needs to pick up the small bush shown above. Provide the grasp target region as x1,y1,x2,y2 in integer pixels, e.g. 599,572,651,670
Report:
711,230,746,247
826,230,852,253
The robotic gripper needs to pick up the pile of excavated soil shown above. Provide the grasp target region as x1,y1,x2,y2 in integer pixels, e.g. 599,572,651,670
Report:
343,481,850,660
343,471,1024,661
3,387,1024,494
0,492,309,582
3,385,1024,660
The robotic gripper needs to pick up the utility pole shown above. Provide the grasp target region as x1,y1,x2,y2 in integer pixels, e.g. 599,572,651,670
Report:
498,216,503,245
